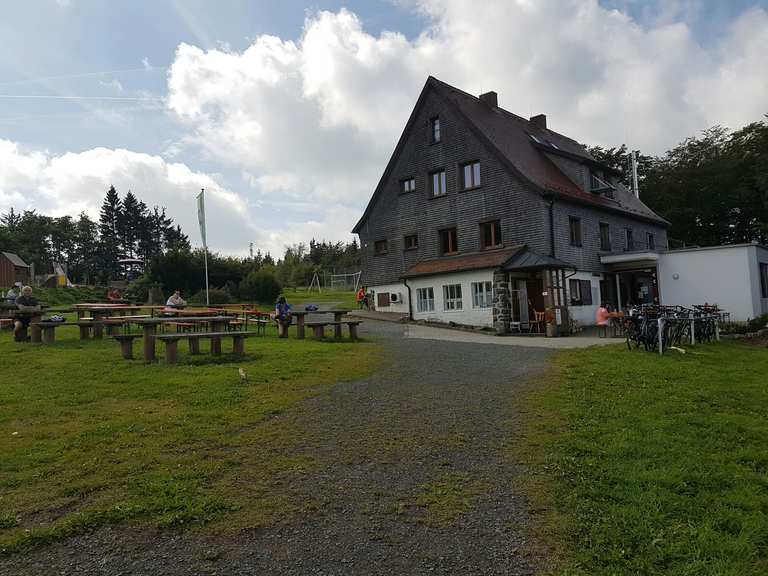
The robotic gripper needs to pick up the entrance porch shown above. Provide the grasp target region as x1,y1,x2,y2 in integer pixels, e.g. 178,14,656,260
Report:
493,248,575,336
600,251,660,309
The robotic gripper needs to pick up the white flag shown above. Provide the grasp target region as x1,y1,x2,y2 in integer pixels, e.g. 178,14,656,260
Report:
197,189,207,249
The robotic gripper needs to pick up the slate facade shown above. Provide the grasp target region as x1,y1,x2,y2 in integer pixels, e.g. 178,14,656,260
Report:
353,77,669,324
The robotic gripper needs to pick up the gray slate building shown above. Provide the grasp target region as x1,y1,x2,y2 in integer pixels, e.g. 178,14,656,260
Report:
353,76,670,332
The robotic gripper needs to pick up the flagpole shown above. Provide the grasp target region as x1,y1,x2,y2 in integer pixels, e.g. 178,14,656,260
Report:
198,188,210,306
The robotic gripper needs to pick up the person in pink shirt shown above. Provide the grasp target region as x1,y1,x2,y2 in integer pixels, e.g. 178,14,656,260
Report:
596,303,611,337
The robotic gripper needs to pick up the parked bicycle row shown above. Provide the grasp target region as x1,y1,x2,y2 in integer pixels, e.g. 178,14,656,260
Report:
623,304,720,354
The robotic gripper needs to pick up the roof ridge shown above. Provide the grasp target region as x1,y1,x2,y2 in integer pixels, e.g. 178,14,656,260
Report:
428,76,589,153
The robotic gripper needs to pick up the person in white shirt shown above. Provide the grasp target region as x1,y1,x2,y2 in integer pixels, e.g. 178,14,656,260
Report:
166,290,187,308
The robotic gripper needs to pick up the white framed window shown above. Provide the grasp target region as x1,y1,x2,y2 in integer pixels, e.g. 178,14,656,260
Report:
461,161,481,189
401,178,415,193
443,284,463,311
431,117,441,143
416,287,434,312
431,169,447,197
472,281,493,308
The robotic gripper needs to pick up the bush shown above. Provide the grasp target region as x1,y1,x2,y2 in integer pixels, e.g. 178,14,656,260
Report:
125,275,157,303
188,288,232,305
240,270,282,304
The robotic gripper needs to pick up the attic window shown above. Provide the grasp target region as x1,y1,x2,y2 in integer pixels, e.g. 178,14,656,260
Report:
528,133,541,144
548,141,559,149
590,173,615,198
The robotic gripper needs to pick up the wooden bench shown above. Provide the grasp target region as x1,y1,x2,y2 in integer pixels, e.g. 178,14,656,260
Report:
30,321,67,344
72,320,105,340
0,318,13,330
113,334,142,359
305,321,362,340
156,331,261,364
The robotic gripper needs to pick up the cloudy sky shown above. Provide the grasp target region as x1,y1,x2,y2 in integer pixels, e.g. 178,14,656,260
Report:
1,0,766,256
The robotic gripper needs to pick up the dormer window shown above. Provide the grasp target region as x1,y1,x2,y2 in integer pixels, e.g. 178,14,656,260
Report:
590,172,615,198
430,117,441,143
528,133,541,144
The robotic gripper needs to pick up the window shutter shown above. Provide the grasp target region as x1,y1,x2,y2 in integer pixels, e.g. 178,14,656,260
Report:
580,280,593,305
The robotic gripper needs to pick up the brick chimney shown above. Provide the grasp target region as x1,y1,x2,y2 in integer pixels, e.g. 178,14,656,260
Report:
479,91,498,108
529,114,547,129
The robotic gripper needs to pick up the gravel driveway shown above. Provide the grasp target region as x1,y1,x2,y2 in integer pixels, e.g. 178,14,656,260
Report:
1,321,553,576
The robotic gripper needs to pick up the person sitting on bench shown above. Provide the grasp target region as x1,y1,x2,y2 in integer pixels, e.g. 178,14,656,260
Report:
14,286,41,342
166,290,187,308
274,295,292,338
4,282,21,303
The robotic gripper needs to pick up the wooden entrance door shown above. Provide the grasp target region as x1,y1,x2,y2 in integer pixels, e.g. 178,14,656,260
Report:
526,278,544,317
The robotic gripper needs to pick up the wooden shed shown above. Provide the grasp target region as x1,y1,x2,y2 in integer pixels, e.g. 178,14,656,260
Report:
0,252,31,287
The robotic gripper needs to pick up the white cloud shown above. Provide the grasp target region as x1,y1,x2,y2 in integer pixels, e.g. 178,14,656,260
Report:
0,139,264,255
6,2,767,260
164,1,768,251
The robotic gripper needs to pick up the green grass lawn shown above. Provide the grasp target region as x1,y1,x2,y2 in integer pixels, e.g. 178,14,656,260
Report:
518,341,768,575
280,288,358,310
0,322,377,553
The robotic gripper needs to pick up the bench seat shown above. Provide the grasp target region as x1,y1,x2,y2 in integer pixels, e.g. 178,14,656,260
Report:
304,320,362,340
30,321,67,344
71,320,106,340
113,334,142,359
156,331,262,363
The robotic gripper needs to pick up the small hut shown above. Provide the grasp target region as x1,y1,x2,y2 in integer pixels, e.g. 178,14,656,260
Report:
0,252,31,287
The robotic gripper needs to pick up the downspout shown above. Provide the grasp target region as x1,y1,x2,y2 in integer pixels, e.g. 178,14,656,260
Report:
547,196,556,258
403,277,414,321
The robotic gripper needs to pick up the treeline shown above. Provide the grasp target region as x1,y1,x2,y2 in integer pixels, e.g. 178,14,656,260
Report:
0,183,362,298
0,186,189,283
589,116,768,247
141,239,361,301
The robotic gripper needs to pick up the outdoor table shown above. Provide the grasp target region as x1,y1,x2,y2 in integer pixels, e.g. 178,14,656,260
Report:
160,308,236,317
291,311,308,339
133,316,234,362
72,304,143,319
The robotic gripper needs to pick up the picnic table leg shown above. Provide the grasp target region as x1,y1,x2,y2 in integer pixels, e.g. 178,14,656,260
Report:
210,320,224,354
165,339,179,364
79,325,90,340
333,312,344,338
143,325,157,362
232,335,245,356
77,310,84,319
42,326,56,344
188,337,200,355
296,315,305,339
93,323,104,340
30,324,42,344
348,323,358,341
119,338,134,360
312,325,325,339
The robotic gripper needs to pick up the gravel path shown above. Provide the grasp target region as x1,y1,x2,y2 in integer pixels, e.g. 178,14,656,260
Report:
1,321,553,576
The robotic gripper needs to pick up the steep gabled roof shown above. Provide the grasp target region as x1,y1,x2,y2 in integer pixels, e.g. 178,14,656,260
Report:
353,76,669,233
2,252,30,267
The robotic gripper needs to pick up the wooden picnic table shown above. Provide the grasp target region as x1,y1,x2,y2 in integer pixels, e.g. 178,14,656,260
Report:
160,307,237,317
133,316,235,361
71,303,145,319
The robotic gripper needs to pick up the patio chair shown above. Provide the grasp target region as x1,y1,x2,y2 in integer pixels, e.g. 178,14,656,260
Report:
529,310,546,333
